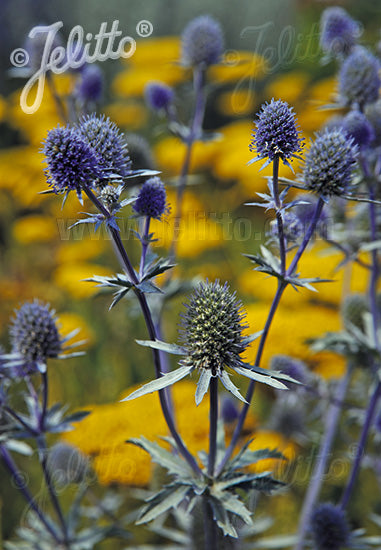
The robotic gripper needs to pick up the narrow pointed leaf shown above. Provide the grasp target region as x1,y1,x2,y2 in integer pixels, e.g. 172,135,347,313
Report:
233,365,288,389
136,339,186,355
195,370,212,405
120,366,193,401
137,485,190,524
127,437,194,477
219,370,247,403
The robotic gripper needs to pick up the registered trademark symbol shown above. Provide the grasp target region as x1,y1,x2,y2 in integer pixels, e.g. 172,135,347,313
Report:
136,20,153,38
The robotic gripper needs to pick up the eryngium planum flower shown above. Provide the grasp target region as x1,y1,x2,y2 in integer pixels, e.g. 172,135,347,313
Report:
342,111,375,148
124,282,293,405
249,99,303,168
75,64,103,103
133,177,168,220
42,125,104,198
310,503,350,550
145,81,174,111
47,442,89,485
9,300,62,373
320,7,360,57
77,114,131,179
303,129,357,197
338,46,380,107
180,280,248,376
181,15,224,67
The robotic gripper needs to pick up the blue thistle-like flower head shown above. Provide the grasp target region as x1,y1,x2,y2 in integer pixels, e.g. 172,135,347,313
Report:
311,503,350,550
9,300,62,374
76,114,131,179
303,129,358,197
342,110,375,148
145,81,174,111
181,15,224,67
133,177,168,220
42,125,104,198
47,442,89,485
338,46,380,108
75,64,103,103
250,99,304,168
180,280,248,376
320,7,361,57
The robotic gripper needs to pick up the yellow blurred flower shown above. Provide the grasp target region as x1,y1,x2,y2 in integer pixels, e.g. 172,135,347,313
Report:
104,101,148,130
0,146,47,207
12,215,57,244
63,381,261,486
217,89,257,116
154,136,220,176
248,431,296,475
209,51,267,84
128,37,181,67
56,237,106,264
113,65,186,97
265,72,310,106
58,311,94,347
53,263,113,299
150,191,223,258
244,301,343,378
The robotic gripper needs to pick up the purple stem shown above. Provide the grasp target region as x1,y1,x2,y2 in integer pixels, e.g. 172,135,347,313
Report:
0,445,60,543
217,193,325,475
340,380,381,510
170,65,206,259
339,170,381,510
208,376,218,477
294,363,353,550
272,156,286,275
139,216,151,279
83,186,201,476
287,197,324,277
37,437,68,543
40,371,48,431
216,280,286,475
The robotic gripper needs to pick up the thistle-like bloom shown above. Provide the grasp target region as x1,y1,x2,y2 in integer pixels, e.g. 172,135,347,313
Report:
76,114,131,179
123,280,293,406
42,125,104,198
320,7,360,57
181,15,224,67
338,47,380,108
249,99,303,169
303,129,358,197
310,503,350,550
145,81,174,111
342,111,375,148
133,177,168,220
47,442,89,486
365,100,381,146
1,300,82,377
75,64,103,103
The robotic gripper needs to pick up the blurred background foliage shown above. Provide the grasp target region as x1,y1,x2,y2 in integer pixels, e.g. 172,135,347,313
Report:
1,0,381,546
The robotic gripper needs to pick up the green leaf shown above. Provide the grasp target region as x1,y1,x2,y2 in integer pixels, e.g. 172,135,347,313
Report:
136,339,186,355
233,365,288,390
230,447,286,470
121,366,194,401
209,497,238,538
127,437,194,478
195,370,212,405
137,485,190,524
219,370,247,403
